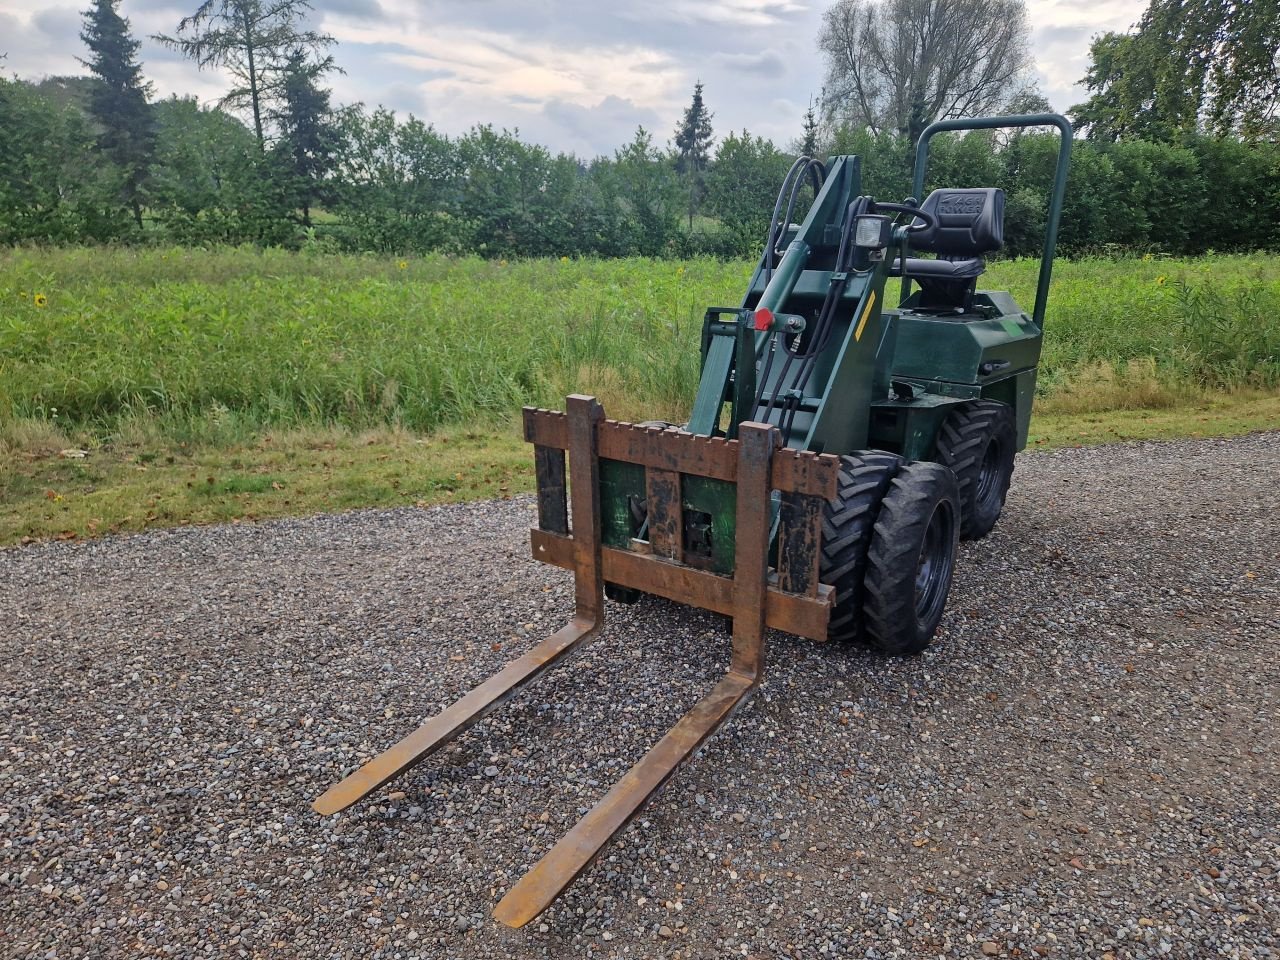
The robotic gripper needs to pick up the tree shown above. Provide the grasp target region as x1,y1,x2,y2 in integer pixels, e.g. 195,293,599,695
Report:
271,47,339,224
672,81,714,229
455,125,578,257
148,95,289,244
818,0,1033,148
704,130,794,255
0,77,121,243
79,0,156,228
606,126,682,256
800,99,821,157
154,0,334,150
1071,0,1280,142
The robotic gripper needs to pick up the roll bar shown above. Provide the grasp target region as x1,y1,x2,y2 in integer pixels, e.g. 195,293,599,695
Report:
903,113,1073,328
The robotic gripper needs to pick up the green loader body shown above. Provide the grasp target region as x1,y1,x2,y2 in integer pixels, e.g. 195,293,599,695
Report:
316,114,1074,928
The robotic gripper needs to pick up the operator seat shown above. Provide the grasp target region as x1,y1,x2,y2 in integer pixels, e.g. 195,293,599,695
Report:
892,187,1005,312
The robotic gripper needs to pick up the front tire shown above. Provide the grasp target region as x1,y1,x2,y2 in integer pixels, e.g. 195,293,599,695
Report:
819,451,902,643
862,462,960,656
935,400,1016,540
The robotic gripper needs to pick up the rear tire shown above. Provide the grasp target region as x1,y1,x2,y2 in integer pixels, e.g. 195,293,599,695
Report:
819,451,902,643
862,462,960,656
935,400,1016,540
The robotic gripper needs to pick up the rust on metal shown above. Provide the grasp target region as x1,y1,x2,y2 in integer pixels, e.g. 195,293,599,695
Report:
533,446,568,535
529,530,833,641
321,399,844,928
491,672,754,927
312,618,599,815
566,396,606,621
494,422,780,929
644,467,682,560
314,396,606,818
772,448,839,501
522,405,568,448
727,422,775,679
776,490,824,597
600,420,738,482
522,407,841,499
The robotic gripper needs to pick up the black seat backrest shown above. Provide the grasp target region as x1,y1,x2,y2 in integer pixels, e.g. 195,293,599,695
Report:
909,188,1005,257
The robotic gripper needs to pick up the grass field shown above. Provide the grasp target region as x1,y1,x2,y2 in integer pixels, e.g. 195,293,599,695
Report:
3,248,1279,545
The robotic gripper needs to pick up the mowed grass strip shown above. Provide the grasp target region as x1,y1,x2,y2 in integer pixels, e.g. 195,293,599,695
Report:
1,247,1278,545
4,395,1279,547
0,421,531,545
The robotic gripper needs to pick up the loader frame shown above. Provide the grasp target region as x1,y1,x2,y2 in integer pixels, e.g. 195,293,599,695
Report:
314,114,1074,928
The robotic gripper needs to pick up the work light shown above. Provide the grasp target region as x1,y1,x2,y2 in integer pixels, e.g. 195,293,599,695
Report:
854,214,892,249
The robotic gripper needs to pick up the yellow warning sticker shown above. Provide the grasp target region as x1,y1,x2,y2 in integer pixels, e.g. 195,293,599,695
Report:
854,290,877,341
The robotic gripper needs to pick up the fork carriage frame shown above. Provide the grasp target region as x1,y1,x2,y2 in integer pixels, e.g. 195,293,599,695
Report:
313,395,839,927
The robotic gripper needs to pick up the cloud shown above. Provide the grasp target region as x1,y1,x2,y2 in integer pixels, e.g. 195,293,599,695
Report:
323,0,387,22
1024,0,1146,108
0,0,1150,157
33,7,80,41
711,50,787,79
539,95,666,158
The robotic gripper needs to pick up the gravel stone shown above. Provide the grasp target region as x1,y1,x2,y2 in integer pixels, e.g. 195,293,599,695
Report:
1,433,1277,958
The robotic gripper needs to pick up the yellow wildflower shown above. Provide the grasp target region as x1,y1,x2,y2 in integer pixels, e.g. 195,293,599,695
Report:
397,260,408,270
560,256,569,263
1142,253,1153,262
1156,276,1167,286
34,292,47,307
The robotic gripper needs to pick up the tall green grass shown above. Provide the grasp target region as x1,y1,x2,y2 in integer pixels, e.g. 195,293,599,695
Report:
2,247,1277,440
989,255,1280,396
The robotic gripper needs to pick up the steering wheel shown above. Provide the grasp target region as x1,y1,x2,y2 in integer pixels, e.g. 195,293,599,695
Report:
870,200,937,233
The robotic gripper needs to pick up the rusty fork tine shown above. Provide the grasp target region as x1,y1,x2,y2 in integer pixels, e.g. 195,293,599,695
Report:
313,618,600,815
313,396,607,818
492,671,755,927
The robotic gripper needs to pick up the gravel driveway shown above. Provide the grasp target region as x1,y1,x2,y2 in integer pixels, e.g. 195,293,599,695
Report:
2,433,1277,960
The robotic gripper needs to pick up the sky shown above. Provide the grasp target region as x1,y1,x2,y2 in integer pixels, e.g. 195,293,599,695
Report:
0,0,1148,158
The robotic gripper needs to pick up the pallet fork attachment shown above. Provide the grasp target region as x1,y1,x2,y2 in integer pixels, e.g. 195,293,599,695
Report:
314,395,840,927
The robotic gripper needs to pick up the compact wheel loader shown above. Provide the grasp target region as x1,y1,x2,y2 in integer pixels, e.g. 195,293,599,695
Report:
314,113,1073,926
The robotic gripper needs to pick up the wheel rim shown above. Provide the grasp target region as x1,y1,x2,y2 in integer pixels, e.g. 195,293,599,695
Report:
914,501,956,622
974,438,1003,506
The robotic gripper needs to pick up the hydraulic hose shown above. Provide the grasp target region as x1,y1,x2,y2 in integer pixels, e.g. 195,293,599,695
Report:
756,196,865,440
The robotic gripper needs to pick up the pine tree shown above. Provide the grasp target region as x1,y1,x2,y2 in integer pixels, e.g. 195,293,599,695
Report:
80,0,155,228
272,47,339,225
155,0,334,151
673,81,714,230
800,99,820,158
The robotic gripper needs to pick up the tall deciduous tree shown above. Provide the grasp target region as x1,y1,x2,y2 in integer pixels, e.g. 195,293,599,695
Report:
154,0,334,150
673,81,714,229
818,0,1033,147
80,0,155,227
1071,0,1280,142
705,129,794,250
609,126,682,256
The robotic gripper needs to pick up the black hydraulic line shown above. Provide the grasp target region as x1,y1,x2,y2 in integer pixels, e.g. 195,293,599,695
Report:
767,200,859,398
763,157,825,284
756,195,867,443
763,158,807,283
756,155,828,397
